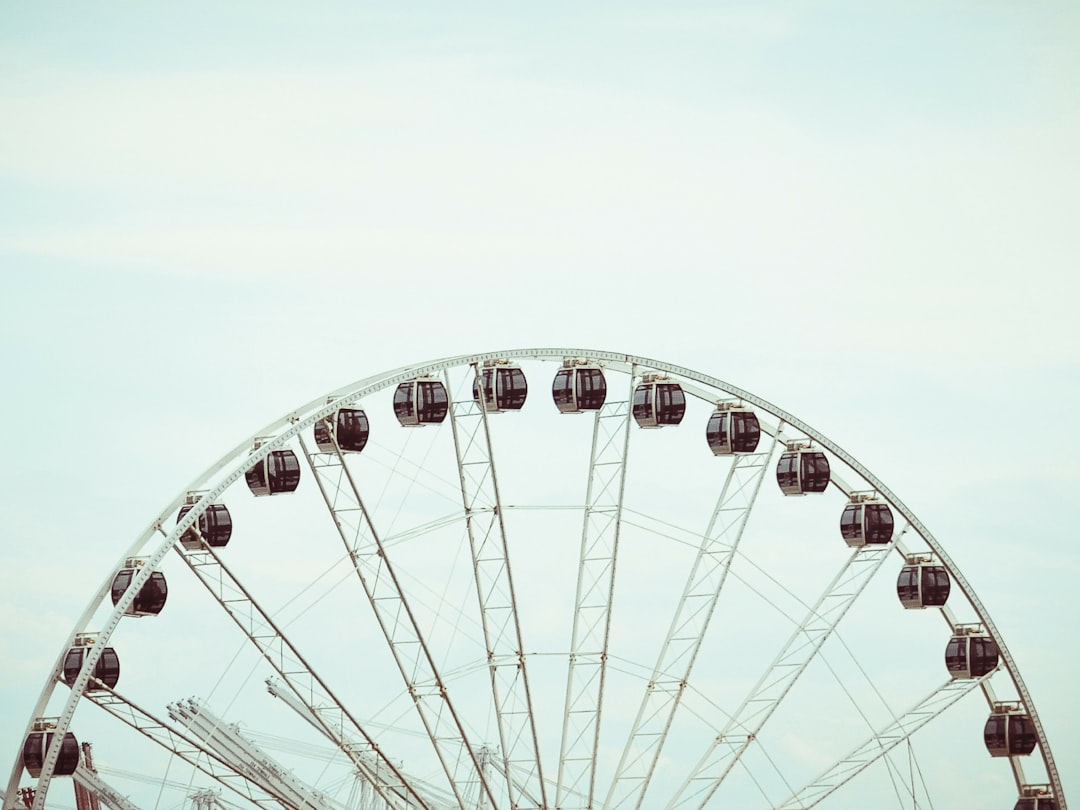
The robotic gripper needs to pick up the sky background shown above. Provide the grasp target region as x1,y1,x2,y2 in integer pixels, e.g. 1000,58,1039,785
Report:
1,1,1078,806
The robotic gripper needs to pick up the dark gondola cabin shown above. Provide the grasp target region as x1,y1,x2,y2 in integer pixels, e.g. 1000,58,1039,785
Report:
63,646,120,691
945,630,999,678
111,560,167,617
394,379,448,426
178,499,233,550
473,363,528,412
245,448,301,496
314,407,370,453
839,496,894,547
552,365,607,413
776,444,830,494
632,375,686,428
23,731,79,778
897,559,951,609
1015,795,1058,810
984,706,1037,757
706,406,760,454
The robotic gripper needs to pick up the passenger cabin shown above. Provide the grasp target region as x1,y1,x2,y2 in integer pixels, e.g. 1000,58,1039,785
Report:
945,628,999,678
111,559,167,617
23,729,79,778
314,406,369,453
394,379,448,426
839,495,894,547
777,443,830,494
245,446,301,496
897,557,951,608
473,363,528,412
984,704,1037,757
552,364,607,413
633,375,686,428
63,646,120,691
1015,787,1058,810
705,405,760,455
178,495,233,550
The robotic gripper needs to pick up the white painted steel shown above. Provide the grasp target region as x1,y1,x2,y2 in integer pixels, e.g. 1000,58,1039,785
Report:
605,431,781,810
446,366,547,810
6,349,1065,810
72,765,142,810
556,384,633,810
297,430,498,810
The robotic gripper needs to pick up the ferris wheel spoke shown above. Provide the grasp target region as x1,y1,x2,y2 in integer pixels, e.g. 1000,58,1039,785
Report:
297,432,500,810
83,687,280,810
773,673,990,809
605,430,781,810
172,543,430,810
665,539,898,810
556,389,633,810
446,365,547,810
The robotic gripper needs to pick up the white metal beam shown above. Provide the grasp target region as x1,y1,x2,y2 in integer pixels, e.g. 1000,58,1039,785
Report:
556,390,633,810
446,365,547,810
297,430,499,810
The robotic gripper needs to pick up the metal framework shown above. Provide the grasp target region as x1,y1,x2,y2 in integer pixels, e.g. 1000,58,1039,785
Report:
773,674,991,809
446,365,547,810
84,686,280,809
557,384,634,810
604,429,781,810
6,349,1065,810
71,766,141,810
297,428,497,810
170,543,424,810
168,699,339,810
666,536,901,809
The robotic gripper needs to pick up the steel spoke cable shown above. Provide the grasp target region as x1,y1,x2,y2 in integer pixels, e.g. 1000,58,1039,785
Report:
908,738,935,810
736,738,798,810
361,437,466,511
813,647,911,808
366,423,457,543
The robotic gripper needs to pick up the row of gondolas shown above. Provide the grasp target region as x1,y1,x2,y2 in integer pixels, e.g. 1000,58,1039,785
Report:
25,363,1056,809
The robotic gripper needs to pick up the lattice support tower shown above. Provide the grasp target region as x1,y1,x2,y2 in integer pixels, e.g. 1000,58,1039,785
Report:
297,428,499,810
556,386,633,810
446,365,547,810
668,533,903,809
171,541,424,810
605,429,782,810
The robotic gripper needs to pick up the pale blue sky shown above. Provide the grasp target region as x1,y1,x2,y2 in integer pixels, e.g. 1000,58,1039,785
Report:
1,2,1078,807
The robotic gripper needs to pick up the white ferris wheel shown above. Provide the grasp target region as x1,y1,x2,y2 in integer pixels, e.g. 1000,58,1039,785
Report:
6,349,1067,810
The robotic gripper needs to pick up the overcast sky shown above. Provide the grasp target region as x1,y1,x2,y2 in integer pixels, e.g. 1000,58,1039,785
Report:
1,2,1078,807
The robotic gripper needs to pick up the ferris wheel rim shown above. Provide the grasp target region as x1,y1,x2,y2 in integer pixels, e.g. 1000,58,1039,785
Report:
7,347,1066,810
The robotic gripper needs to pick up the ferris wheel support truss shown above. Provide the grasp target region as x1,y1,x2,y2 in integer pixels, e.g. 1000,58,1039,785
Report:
71,765,141,810
172,541,424,810
666,533,902,810
446,365,547,810
83,686,281,810
556,382,634,810
168,698,340,810
296,431,499,810
265,678,460,810
605,429,782,810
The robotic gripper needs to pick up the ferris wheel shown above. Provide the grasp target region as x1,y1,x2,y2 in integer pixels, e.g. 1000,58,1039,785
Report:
6,349,1067,810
